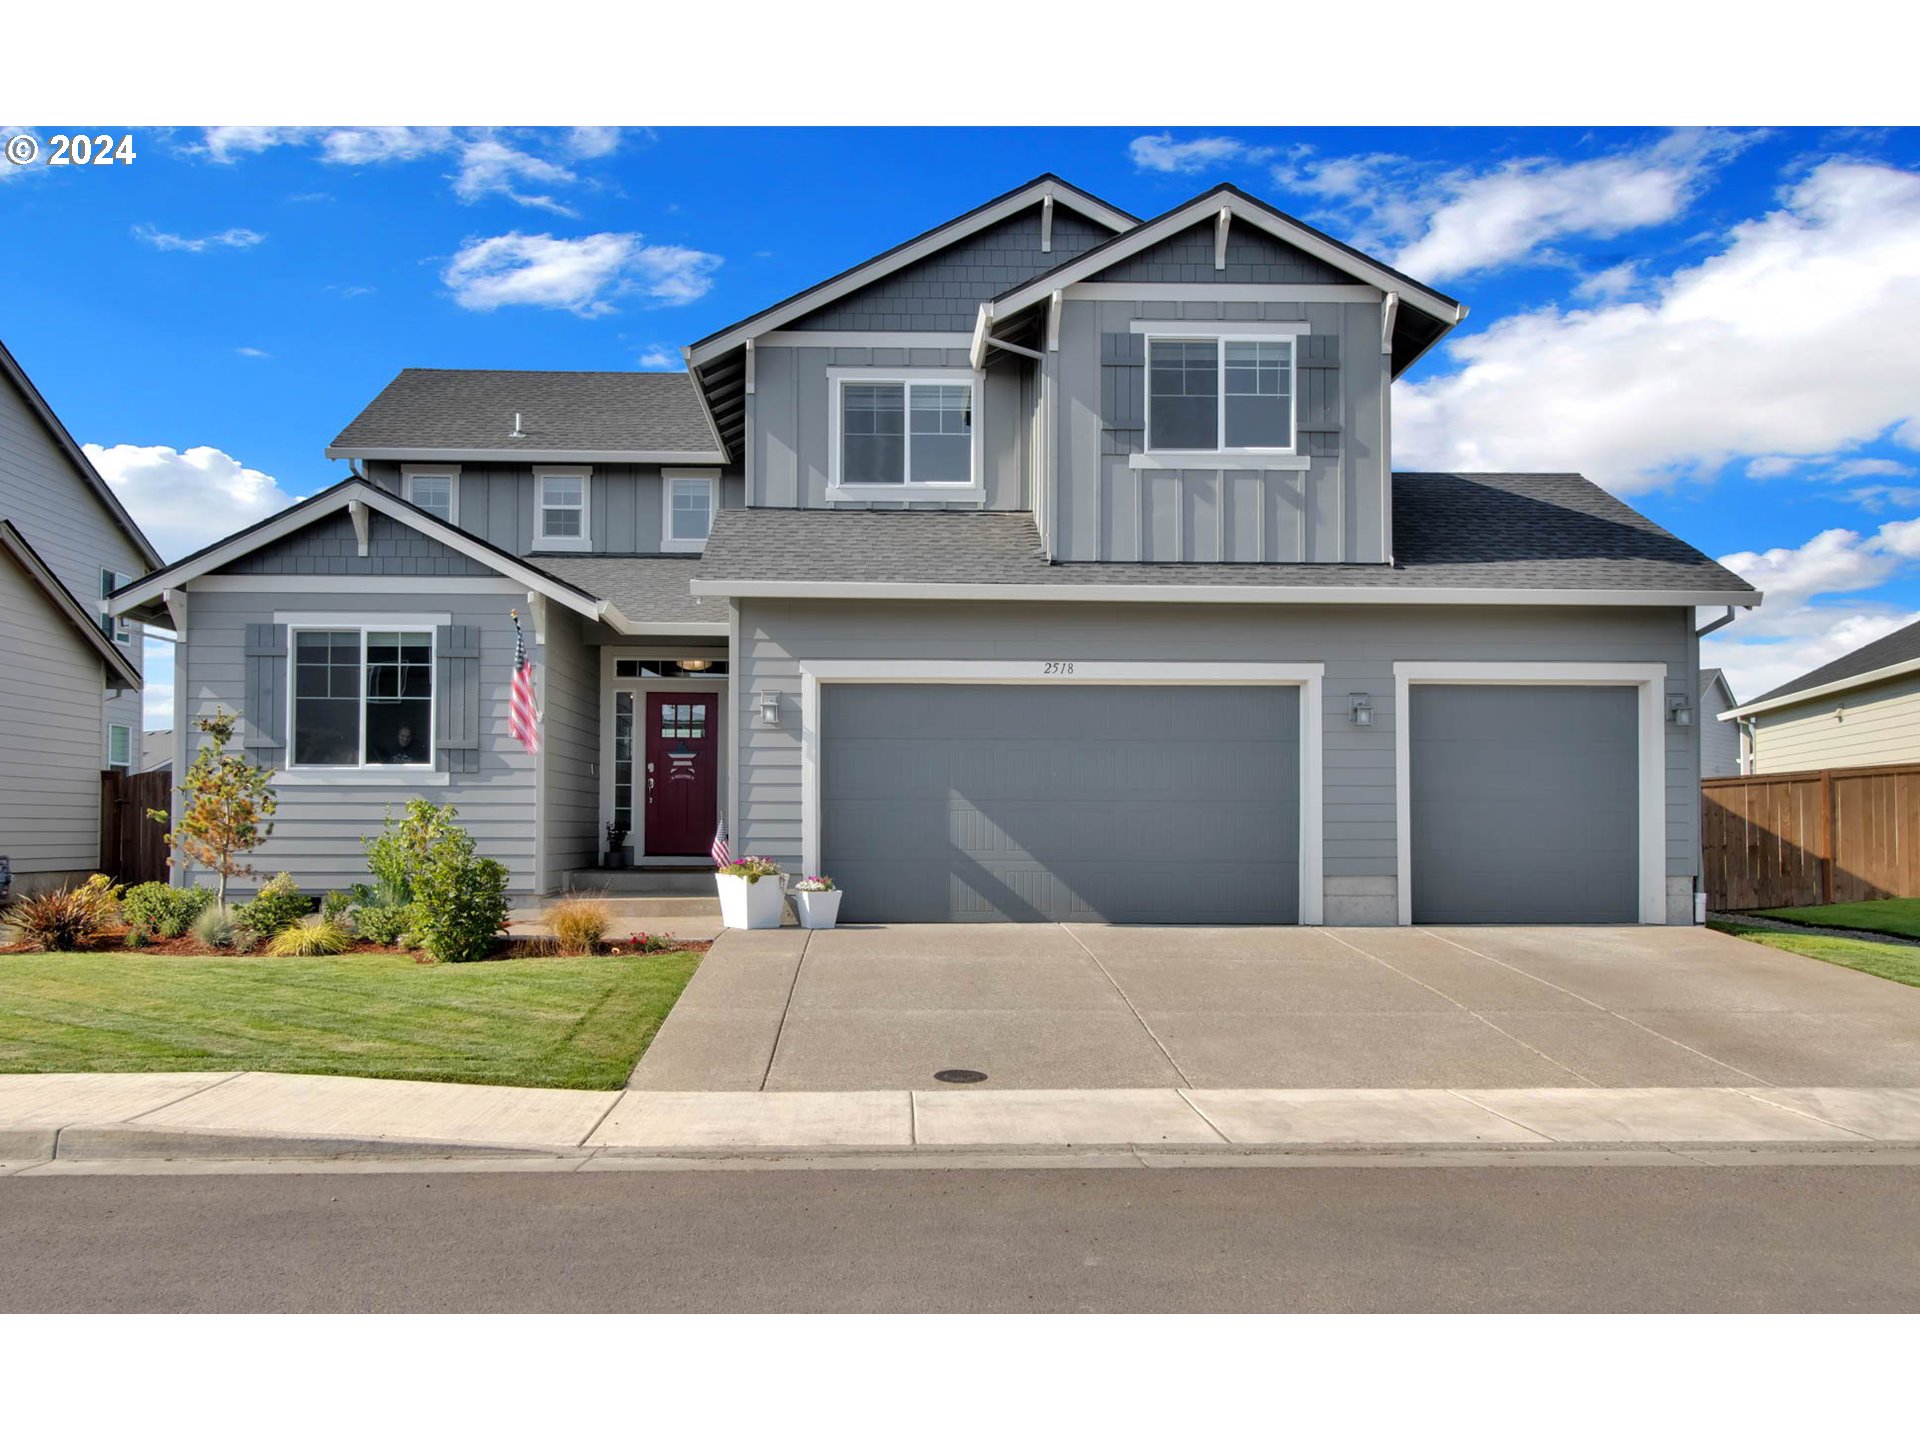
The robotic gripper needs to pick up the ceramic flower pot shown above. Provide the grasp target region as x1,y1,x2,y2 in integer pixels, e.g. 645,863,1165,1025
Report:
791,889,842,930
716,872,784,929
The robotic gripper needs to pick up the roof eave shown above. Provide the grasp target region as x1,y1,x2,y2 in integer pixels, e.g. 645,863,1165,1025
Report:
689,578,1764,608
0,520,143,690
324,445,728,465
1722,653,1920,720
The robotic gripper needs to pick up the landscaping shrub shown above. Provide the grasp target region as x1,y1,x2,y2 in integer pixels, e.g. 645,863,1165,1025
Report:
2,874,122,951
231,926,262,955
403,805,509,964
234,872,310,936
121,882,216,939
362,801,442,906
264,915,351,957
191,904,236,950
352,902,416,947
545,896,610,953
320,890,353,923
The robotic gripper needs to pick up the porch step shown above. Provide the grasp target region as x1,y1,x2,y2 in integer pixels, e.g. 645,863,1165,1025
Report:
562,866,716,897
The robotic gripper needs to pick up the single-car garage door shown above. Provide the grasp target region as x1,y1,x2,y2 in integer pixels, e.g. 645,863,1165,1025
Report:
1408,684,1638,924
822,683,1299,924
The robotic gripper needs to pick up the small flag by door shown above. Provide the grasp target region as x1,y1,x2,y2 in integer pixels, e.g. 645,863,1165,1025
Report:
711,815,732,868
508,608,540,756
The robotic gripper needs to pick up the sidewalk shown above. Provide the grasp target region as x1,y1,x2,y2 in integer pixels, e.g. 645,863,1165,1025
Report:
4,1071,1920,1168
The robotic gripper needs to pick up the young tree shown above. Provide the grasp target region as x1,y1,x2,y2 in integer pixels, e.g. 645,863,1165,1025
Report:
150,707,279,911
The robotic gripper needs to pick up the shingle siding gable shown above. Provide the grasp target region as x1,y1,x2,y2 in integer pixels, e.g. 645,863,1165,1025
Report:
1096,219,1349,285
221,511,496,578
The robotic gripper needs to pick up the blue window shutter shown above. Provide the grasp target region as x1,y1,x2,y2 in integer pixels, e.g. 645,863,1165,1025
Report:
243,623,288,769
436,623,482,772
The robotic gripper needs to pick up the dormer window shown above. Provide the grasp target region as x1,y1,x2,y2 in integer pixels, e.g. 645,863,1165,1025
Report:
535,467,591,551
827,370,980,499
402,466,459,525
1146,334,1297,455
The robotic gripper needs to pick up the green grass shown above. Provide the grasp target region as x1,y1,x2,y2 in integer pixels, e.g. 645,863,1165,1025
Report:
1708,919,1920,989
0,949,701,1090
1751,897,1920,940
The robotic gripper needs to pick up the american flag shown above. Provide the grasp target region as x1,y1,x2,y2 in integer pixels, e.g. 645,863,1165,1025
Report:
710,814,731,868
508,609,539,755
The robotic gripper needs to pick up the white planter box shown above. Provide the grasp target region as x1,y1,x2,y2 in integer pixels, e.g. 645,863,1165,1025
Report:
716,873,785,930
791,889,842,930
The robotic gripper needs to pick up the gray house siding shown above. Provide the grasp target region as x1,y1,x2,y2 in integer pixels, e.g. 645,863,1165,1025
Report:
538,612,601,892
1700,677,1741,778
362,461,745,558
0,551,117,884
1096,219,1351,286
227,511,496,577
733,599,1700,924
747,344,1026,511
789,203,1113,333
1050,294,1389,564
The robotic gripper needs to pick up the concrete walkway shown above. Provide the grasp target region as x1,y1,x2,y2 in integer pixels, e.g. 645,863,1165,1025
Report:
5,1070,1920,1166
628,923,1920,1092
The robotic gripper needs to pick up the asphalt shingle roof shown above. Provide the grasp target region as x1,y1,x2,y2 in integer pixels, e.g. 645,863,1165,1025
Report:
1746,615,1920,707
531,554,721,627
329,369,721,455
694,473,1756,595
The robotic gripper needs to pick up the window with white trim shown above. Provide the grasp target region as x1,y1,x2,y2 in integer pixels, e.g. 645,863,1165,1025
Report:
662,473,715,552
832,375,976,490
536,470,590,550
291,626,434,768
403,470,457,523
107,722,132,770
1147,336,1295,453
99,569,133,645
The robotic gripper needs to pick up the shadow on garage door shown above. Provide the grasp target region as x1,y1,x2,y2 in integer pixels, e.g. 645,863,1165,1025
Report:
822,682,1300,924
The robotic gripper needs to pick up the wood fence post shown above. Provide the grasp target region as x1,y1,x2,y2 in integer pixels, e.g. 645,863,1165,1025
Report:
1821,768,1835,905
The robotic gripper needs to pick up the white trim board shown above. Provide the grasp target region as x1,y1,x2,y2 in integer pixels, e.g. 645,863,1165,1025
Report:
1068,283,1383,304
325,446,725,464
1718,654,1920,721
1391,661,1669,927
796,659,1325,926
191,576,527,594
824,368,986,502
754,331,975,348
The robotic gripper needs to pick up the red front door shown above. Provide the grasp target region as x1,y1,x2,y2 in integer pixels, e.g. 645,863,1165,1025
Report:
644,690,719,856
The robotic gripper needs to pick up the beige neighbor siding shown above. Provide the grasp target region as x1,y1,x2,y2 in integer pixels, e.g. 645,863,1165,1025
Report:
1749,673,1920,774
0,550,116,882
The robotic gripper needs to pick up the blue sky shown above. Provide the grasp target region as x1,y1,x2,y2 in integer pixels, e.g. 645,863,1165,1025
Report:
4,124,1918,723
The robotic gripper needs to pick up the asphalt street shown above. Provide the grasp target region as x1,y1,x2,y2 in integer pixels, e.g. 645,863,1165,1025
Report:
4,1161,1918,1311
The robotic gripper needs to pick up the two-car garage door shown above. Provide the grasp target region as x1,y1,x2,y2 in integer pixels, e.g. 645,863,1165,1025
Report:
821,684,1300,924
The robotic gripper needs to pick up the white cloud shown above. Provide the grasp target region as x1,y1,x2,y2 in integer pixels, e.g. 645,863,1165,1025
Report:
133,223,265,253
442,232,721,315
1833,457,1914,479
1746,456,1802,479
565,127,622,159
198,126,315,161
451,137,579,215
318,126,454,165
636,346,680,369
1846,484,1920,513
1395,159,1920,492
84,442,299,561
1574,262,1641,301
235,346,270,359
1128,133,1271,175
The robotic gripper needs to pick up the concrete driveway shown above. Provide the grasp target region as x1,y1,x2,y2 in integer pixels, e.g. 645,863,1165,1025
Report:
629,924,1920,1092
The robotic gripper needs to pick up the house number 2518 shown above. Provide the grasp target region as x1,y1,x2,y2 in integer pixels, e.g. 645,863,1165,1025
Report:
1042,661,1076,675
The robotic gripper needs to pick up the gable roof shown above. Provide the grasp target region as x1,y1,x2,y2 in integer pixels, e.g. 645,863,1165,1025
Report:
0,519,143,690
690,473,1761,607
324,369,725,464
1724,615,1920,719
1700,667,1736,709
985,183,1466,377
0,338,161,571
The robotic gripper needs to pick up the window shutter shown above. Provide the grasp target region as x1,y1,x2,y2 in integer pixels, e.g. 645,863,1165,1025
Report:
436,623,482,774
1296,333,1341,448
243,623,288,769
1100,332,1145,456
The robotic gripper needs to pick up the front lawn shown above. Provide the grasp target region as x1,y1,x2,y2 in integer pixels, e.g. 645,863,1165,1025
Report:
0,949,701,1089
1708,919,1920,989
1751,897,1920,941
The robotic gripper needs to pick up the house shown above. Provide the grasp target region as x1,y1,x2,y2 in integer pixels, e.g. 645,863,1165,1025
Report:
140,729,174,773
1717,617,1920,775
0,339,157,891
1699,668,1740,778
112,175,1760,926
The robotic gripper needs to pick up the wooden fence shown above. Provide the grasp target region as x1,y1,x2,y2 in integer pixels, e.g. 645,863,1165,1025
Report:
1702,762,1920,910
99,768,172,887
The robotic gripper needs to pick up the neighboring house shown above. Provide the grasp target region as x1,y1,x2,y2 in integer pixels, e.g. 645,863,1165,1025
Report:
0,339,157,890
140,729,174,773
1718,617,1920,775
114,175,1760,925
1699,668,1740,778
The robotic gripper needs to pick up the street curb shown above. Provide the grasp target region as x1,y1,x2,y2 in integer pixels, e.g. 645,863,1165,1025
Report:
46,1125,576,1162
0,1129,57,1161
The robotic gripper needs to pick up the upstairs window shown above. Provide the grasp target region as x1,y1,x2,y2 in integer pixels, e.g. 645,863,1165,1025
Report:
1147,336,1295,454
832,374,976,492
404,469,457,524
662,472,716,553
536,469,590,550
99,569,132,645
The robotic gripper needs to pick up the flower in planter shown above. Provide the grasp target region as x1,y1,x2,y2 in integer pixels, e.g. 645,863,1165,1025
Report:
792,875,836,893
717,856,781,883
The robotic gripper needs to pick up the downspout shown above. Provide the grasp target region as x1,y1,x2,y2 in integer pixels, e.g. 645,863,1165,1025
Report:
1695,605,1737,638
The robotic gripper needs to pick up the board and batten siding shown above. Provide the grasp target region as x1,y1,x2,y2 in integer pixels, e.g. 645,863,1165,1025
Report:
733,599,1701,924
0,551,118,881
1748,673,1920,775
178,587,541,896
1050,295,1389,565
362,461,745,557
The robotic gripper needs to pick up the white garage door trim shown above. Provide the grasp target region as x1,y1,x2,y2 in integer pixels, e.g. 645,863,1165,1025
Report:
1392,661,1668,926
799,660,1326,924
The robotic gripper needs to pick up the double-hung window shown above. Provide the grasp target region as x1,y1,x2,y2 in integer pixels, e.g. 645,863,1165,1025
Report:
99,569,133,645
831,373,977,494
536,468,590,550
662,470,716,552
403,467,458,524
1146,336,1296,455
291,626,434,769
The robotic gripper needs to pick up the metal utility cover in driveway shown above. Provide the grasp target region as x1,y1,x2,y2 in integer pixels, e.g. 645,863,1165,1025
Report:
822,683,1300,923
1409,684,1638,924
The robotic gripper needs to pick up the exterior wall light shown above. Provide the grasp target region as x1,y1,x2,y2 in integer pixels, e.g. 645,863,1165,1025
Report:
1349,693,1373,727
755,691,781,727
1668,695,1693,727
